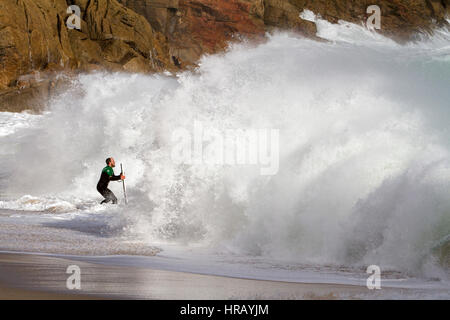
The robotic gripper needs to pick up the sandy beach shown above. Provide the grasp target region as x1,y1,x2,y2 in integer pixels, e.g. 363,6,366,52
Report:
0,252,381,300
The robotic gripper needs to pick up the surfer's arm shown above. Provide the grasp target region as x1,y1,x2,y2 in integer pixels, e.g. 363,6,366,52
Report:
110,174,122,181
104,167,122,181
109,171,125,181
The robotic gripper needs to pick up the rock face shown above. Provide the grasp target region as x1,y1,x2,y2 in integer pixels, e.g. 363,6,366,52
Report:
118,0,267,66
119,0,450,65
0,0,449,111
273,0,450,40
0,0,176,111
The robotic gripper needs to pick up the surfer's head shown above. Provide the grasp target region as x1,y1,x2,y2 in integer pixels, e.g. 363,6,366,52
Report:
106,157,115,167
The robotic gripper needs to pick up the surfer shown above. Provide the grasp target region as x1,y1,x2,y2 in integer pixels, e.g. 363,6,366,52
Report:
97,157,125,204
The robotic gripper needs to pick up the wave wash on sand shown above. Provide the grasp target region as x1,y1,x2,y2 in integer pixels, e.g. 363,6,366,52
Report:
0,15,449,282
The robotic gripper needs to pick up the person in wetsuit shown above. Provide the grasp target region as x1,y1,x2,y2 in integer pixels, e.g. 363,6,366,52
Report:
97,157,125,204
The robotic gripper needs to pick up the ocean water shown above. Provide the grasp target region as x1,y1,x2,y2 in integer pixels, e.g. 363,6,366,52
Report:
0,14,449,298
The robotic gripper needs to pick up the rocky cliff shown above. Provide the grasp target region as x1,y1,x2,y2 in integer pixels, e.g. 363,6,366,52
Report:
120,0,450,65
0,0,176,111
0,0,448,111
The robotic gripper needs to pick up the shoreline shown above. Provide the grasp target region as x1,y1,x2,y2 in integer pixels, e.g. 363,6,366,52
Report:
0,251,379,300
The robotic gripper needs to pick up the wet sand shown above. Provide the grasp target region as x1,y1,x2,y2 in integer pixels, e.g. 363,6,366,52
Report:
0,252,378,299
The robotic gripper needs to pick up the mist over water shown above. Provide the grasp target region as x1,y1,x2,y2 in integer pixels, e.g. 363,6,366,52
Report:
1,19,449,277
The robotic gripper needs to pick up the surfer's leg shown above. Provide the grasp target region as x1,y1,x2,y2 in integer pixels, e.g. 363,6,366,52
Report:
109,190,118,204
98,188,106,204
101,188,117,204
98,187,111,204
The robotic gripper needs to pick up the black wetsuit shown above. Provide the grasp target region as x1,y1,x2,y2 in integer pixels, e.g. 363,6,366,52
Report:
97,166,121,204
